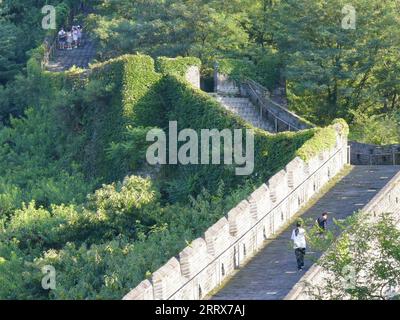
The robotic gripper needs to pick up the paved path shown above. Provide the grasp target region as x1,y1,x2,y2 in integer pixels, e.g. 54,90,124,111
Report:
46,34,96,72
212,166,400,300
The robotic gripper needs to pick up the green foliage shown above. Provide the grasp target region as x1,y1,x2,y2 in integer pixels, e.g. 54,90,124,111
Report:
0,105,95,212
106,126,156,173
86,175,160,230
295,128,335,162
275,0,400,129
78,55,163,181
254,50,282,91
295,120,345,162
217,56,282,91
0,19,21,83
157,74,315,200
0,239,43,299
24,181,255,300
3,202,79,252
0,0,82,84
0,0,85,124
87,0,250,65
156,56,201,77
349,111,400,145
0,37,347,302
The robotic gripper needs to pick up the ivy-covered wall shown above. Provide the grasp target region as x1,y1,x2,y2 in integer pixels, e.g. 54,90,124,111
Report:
157,75,315,200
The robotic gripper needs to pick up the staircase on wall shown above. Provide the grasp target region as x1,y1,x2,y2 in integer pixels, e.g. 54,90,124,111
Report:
212,94,275,132
212,72,400,166
212,74,312,134
41,37,400,300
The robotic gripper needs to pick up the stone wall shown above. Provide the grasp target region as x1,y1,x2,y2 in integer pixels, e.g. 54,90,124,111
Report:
285,169,400,300
123,124,349,300
349,141,400,165
185,66,201,89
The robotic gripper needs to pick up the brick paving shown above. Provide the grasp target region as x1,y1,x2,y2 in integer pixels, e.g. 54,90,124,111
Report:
46,34,96,72
212,166,400,300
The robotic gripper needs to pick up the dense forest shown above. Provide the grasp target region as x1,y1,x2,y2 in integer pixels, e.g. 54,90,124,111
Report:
2,0,400,141
0,0,398,299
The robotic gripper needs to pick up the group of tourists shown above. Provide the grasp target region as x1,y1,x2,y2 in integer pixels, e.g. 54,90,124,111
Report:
291,212,329,271
57,25,83,50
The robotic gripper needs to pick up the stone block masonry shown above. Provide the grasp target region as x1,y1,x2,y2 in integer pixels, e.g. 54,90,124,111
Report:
123,123,349,300
349,141,400,165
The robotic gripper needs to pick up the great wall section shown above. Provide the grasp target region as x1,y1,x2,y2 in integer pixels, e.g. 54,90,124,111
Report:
42,41,400,300
121,69,400,300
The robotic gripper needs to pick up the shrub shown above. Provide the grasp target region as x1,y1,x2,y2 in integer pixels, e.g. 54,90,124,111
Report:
156,56,201,77
217,58,257,82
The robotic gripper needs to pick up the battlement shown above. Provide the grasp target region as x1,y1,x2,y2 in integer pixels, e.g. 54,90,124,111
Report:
123,122,348,300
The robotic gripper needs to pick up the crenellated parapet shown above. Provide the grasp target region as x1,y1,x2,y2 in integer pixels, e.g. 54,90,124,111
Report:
123,121,349,300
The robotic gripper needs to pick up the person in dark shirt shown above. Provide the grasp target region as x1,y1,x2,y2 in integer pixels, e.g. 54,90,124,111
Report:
316,212,328,233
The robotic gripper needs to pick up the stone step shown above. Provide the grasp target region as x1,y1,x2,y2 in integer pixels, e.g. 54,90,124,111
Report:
213,94,275,132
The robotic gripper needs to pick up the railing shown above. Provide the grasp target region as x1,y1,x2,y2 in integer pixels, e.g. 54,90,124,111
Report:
240,78,314,133
352,151,400,166
41,36,58,70
242,81,298,131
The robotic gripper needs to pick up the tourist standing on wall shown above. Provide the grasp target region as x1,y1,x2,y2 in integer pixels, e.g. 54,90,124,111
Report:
316,212,329,234
291,221,307,271
66,31,73,50
58,28,66,50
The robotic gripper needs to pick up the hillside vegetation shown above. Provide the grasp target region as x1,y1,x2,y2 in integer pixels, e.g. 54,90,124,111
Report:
0,52,345,299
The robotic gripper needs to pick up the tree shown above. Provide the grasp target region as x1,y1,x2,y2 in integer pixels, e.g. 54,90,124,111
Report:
305,213,400,300
87,0,250,65
0,20,21,83
273,0,400,125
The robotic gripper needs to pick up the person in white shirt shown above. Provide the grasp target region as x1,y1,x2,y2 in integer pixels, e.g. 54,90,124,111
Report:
291,221,306,271
58,28,66,50
66,31,73,50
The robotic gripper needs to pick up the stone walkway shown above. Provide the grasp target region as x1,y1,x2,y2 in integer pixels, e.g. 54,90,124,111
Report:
212,165,400,300
46,34,96,72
